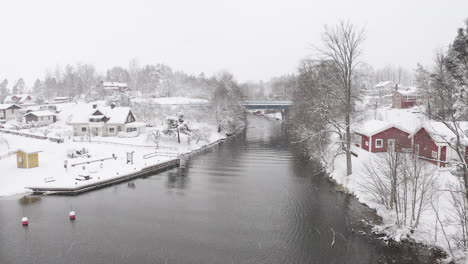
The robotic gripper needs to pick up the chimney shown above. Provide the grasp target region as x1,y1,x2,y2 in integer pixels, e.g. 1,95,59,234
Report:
92,104,97,109
110,103,116,109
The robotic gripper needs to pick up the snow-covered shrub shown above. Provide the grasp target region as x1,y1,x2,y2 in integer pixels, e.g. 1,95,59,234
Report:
191,127,211,144
361,152,439,229
146,129,161,147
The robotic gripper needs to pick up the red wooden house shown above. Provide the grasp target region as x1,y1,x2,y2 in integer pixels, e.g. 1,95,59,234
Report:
412,122,468,167
392,88,420,109
352,120,413,153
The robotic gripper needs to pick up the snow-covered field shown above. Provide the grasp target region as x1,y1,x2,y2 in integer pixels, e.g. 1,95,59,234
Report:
0,100,224,197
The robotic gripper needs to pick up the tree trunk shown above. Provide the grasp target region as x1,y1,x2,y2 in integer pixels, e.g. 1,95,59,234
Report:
464,168,468,213
346,119,352,176
346,78,352,176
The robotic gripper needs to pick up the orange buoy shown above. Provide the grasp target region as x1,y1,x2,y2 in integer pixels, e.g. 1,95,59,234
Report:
69,211,76,220
21,217,29,225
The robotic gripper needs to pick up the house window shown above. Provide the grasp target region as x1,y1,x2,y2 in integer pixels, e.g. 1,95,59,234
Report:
432,151,438,159
11,109,14,114
109,127,115,134
126,127,137,132
81,127,87,133
375,139,383,148
117,126,122,132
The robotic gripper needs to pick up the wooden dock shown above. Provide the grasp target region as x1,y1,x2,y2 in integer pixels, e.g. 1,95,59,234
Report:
27,158,180,195
26,137,228,196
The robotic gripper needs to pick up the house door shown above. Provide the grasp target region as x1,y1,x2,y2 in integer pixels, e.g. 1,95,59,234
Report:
91,128,99,136
388,139,395,152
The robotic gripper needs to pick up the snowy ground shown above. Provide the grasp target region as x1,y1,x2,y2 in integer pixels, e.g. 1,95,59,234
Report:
0,128,224,197
0,100,225,197
326,106,466,262
361,105,427,132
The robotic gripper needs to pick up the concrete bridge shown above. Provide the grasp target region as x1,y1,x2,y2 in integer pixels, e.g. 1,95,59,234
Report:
240,101,293,110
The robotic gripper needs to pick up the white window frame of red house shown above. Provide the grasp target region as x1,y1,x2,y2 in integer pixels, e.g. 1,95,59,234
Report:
431,151,438,159
415,144,420,155
375,139,383,148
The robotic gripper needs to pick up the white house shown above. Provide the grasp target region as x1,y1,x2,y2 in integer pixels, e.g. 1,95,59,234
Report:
24,110,57,126
0,104,22,122
4,94,36,105
69,104,144,137
374,81,397,96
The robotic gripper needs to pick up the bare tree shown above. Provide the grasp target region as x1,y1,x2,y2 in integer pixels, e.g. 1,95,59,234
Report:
424,51,468,206
317,21,366,176
362,152,438,229
191,127,210,144
39,127,51,137
147,129,161,147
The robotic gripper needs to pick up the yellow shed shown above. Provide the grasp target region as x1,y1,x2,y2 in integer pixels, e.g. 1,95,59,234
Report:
16,149,41,169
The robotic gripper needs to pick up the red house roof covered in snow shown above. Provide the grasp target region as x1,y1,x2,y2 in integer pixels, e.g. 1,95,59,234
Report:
353,120,412,137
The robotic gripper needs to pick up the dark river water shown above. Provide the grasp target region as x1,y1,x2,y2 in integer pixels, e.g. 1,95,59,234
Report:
0,116,441,264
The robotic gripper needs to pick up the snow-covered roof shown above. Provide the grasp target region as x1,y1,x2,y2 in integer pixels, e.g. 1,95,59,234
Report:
104,107,134,124
374,81,396,88
395,86,419,95
416,121,468,145
53,96,70,100
4,94,35,103
17,148,42,154
0,104,21,110
24,110,56,117
353,120,412,137
70,105,134,124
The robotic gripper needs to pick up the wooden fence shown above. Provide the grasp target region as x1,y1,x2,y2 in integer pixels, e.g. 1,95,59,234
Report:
0,129,63,143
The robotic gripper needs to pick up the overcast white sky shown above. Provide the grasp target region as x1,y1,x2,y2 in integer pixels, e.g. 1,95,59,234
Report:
1,0,468,86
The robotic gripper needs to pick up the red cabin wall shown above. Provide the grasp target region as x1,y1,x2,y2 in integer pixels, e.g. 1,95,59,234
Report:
361,134,369,151
413,128,443,166
401,101,416,109
353,133,369,151
370,127,411,153
440,146,447,167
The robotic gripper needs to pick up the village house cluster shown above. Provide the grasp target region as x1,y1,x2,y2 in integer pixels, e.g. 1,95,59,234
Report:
352,120,468,167
366,81,422,109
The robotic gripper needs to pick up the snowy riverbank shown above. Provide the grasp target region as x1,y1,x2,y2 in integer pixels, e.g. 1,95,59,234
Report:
328,145,463,262
0,130,226,196
0,99,228,197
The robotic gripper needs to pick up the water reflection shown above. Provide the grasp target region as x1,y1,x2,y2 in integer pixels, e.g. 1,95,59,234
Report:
166,169,190,189
18,196,41,206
